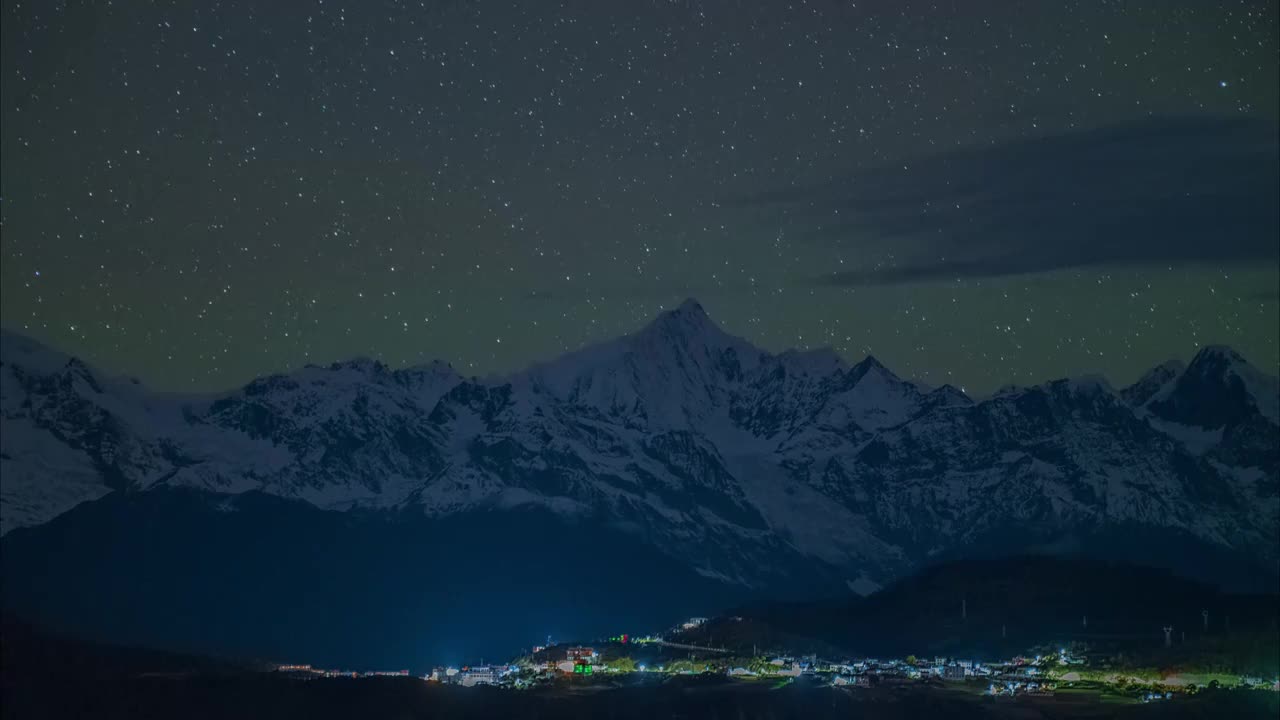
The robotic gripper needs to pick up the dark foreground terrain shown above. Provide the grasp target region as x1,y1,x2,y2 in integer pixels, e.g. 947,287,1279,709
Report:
4,670,1278,720
4,618,1278,720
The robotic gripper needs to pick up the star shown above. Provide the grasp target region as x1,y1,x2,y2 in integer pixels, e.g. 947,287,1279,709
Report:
0,0,1274,394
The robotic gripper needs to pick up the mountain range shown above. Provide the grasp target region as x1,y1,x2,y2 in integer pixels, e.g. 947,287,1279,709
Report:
1,299,1277,667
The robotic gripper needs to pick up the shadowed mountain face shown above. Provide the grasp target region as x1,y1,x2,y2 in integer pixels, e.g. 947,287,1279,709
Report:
0,490,750,670
1,301,1277,666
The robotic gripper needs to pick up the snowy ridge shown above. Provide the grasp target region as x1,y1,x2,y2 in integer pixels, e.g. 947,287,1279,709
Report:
2,306,1278,591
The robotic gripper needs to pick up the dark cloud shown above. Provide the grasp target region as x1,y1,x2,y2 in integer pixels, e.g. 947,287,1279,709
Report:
744,116,1280,286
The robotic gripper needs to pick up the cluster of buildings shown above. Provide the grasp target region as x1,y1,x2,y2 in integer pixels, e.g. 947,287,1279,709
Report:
428,646,606,687
559,646,599,675
986,680,1053,697
679,617,708,631
429,665,513,687
719,647,1087,695
791,656,969,682
278,640,1275,702
274,664,409,680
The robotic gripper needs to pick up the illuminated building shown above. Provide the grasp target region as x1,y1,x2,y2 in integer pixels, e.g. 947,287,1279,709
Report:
460,666,500,687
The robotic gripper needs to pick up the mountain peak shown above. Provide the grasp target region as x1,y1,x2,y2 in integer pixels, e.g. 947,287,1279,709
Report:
328,357,387,374
928,383,972,402
636,297,736,350
1057,374,1116,396
1121,358,1185,407
1149,344,1280,427
1189,344,1247,369
846,354,897,385
674,297,707,316
519,298,763,421
1151,358,1188,374
855,354,885,370
1,329,66,369
646,298,713,332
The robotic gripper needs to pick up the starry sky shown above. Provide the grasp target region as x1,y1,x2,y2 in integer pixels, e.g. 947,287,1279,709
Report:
2,0,1277,395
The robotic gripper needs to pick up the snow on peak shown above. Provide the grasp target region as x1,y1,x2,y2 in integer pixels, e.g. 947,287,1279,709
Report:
1,329,75,375
521,298,768,426
925,383,973,407
327,357,388,374
850,353,887,373
635,297,736,350
1147,344,1280,427
1058,374,1115,395
2,320,1279,591
674,297,707,316
815,354,925,431
843,355,907,390
0,330,152,405
1147,358,1187,378
1188,345,1278,419
988,383,1023,400
1191,344,1248,368
1121,358,1185,408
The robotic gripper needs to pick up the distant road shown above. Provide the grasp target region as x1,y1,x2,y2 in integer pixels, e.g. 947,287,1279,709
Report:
655,640,731,654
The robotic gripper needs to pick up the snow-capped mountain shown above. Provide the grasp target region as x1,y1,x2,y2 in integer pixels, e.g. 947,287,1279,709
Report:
2,300,1278,596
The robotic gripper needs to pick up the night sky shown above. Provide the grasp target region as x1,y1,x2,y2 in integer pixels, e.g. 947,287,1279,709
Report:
2,1,1277,395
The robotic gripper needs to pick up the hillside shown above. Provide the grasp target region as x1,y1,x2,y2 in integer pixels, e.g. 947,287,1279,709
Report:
674,556,1280,675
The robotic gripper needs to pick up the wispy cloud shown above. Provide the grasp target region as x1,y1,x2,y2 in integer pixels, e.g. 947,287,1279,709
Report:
743,116,1280,285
